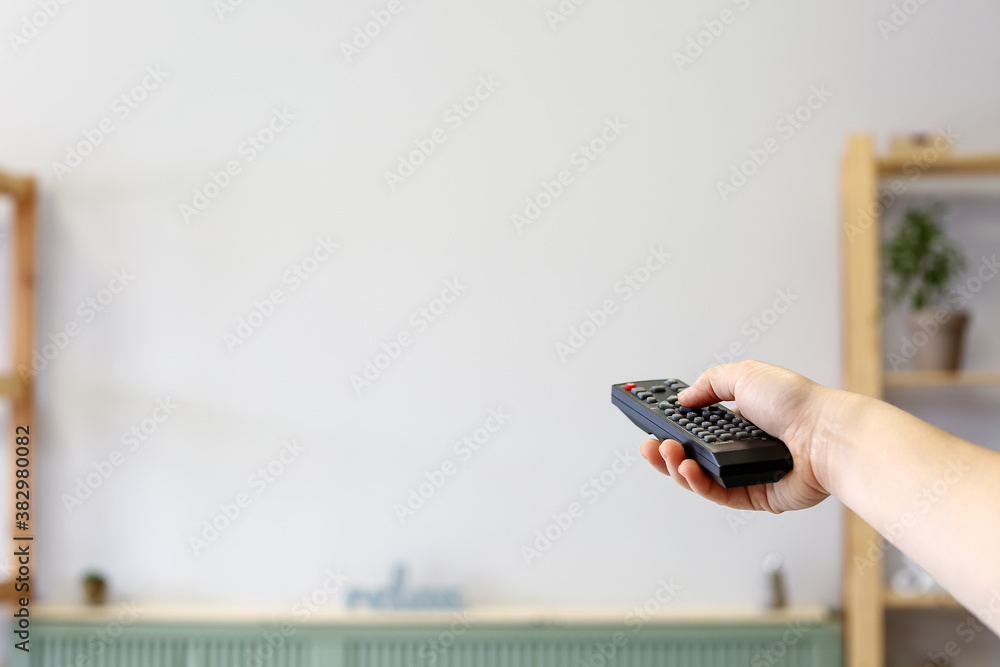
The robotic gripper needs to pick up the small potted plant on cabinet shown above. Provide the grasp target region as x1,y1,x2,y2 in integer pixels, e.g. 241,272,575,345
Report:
884,203,969,371
82,571,107,605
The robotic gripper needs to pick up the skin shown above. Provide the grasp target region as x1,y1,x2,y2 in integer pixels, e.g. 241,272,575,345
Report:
640,360,1000,635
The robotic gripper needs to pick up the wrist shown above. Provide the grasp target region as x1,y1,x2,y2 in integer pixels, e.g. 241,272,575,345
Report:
804,385,869,498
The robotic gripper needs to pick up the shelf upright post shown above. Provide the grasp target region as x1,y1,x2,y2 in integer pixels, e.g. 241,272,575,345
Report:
841,135,885,667
0,171,35,604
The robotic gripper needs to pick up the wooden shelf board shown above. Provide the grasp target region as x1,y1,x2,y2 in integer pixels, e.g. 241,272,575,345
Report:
877,154,1000,177
31,603,833,627
884,591,964,610
884,371,1000,387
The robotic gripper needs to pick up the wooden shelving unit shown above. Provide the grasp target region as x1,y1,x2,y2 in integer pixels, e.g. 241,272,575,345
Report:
841,136,1000,666
0,167,35,604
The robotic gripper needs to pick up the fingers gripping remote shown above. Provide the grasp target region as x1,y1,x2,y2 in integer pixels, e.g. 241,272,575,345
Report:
612,379,792,488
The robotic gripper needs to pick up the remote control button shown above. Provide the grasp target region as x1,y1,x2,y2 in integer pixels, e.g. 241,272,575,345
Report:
669,414,682,421
751,429,764,437
624,383,636,391
650,385,665,393
703,435,718,443
720,433,733,441
734,431,749,439
678,419,690,427
679,406,695,414
637,391,651,399
658,401,671,409
645,397,657,404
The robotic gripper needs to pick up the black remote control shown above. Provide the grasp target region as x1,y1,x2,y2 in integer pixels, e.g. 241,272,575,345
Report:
612,379,792,488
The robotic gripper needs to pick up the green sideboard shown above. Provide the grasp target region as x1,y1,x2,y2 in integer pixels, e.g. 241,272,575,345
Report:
11,605,842,667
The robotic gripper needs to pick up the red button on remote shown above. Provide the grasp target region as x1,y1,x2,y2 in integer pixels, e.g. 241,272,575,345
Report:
624,383,636,391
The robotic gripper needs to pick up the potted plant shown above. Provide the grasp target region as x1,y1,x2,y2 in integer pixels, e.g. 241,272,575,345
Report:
82,571,106,605
884,203,969,371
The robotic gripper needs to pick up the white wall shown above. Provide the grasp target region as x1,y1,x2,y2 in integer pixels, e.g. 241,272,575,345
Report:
0,0,999,628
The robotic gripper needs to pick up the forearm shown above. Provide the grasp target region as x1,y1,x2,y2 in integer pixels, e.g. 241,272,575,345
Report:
816,388,1000,631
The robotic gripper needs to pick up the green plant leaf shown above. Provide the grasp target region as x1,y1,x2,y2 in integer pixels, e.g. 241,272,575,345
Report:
883,203,967,312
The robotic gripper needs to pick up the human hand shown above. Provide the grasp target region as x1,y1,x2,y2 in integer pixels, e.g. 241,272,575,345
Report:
639,360,838,513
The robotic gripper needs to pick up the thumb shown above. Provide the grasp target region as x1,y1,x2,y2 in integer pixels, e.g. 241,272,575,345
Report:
679,363,744,406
